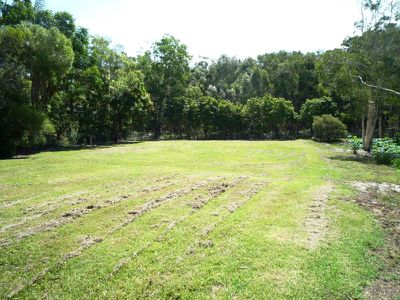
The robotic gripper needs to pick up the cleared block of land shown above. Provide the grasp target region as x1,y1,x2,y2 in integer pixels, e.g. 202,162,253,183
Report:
0,140,399,299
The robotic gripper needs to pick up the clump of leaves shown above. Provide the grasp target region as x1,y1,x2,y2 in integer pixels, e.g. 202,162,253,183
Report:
371,138,400,166
393,158,400,169
393,133,400,145
312,114,347,143
347,136,362,154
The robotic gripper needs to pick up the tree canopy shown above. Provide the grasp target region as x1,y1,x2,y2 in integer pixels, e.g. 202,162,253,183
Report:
0,0,399,157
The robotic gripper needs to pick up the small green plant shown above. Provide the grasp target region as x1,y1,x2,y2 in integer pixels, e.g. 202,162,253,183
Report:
312,114,347,143
347,136,362,154
393,158,400,169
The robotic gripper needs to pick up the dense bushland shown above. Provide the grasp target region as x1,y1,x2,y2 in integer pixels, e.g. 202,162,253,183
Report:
0,0,399,157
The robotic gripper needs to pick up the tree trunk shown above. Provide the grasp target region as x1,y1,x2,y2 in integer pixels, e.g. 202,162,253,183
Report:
153,108,162,140
113,121,120,143
154,121,161,140
363,100,379,152
378,114,383,138
361,116,365,145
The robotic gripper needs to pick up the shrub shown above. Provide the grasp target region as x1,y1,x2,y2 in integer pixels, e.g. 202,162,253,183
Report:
300,96,338,128
347,136,362,154
0,104,44,157
393,158,400,169
394,133,400,145
371,138,400,165
312,114,347,143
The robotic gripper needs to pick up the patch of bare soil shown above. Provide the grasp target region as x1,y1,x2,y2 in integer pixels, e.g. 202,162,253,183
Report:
24,191,87,214
304,183,334,250
198,240,214,248
18,205,101,239
225,181,267,214
350,181,400,300
63,236,103,259
351,181,400,195
188,177,248,210
16,174,178,220
0,200,22,209
0,196,90,235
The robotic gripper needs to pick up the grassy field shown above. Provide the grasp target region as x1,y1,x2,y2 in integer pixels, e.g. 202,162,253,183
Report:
0,140,399,299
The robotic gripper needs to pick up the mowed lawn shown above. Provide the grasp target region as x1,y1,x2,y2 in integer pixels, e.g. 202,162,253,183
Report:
0,140,399,299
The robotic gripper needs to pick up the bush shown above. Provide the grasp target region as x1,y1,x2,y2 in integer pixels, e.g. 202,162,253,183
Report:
0,104,44,157
371,138,400,165
394,133,400,145
312,114,347,143
393,158,400,169
300,96,338,128
347,136,362,154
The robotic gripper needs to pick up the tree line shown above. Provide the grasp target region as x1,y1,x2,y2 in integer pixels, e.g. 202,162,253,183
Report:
0,0,399,157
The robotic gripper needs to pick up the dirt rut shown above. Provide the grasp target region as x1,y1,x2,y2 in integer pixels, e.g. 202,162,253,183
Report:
304,182,334,250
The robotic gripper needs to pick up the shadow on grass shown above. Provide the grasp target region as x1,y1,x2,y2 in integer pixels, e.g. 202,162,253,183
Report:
328,154,378,165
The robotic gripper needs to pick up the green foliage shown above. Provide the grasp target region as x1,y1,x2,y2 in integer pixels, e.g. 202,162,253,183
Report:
347,136,363,154
203,52,321,107
0,0,399,157
26,25,74,106
345,136,400,168
318,13,400,152
0,103,44,157
243,94,296,138
172,85,202,137
394,133,400,144
138,35,191,138
300,96,338,128
0,23,74,155
0,0,35,26
393,158,400,169
371,138,400,165
109,58,152,141
0,24,74,107
312,114,347,143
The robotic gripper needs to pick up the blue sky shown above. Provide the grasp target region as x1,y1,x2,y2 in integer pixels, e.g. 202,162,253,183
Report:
46,0,362,59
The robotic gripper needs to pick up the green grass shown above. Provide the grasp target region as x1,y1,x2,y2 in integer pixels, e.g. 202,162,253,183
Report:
0,140,399,299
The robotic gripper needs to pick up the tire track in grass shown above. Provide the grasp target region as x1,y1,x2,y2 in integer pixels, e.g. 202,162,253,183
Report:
0,175,180,247
0,174,178,227
95,177,247,293
0,174,179,235
0,181,92,210
184,180,268,257
25,174,178,215
95,179,267,299
109,176,235,234
7,176,234,299
0,200,23,209
303,182,334,250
